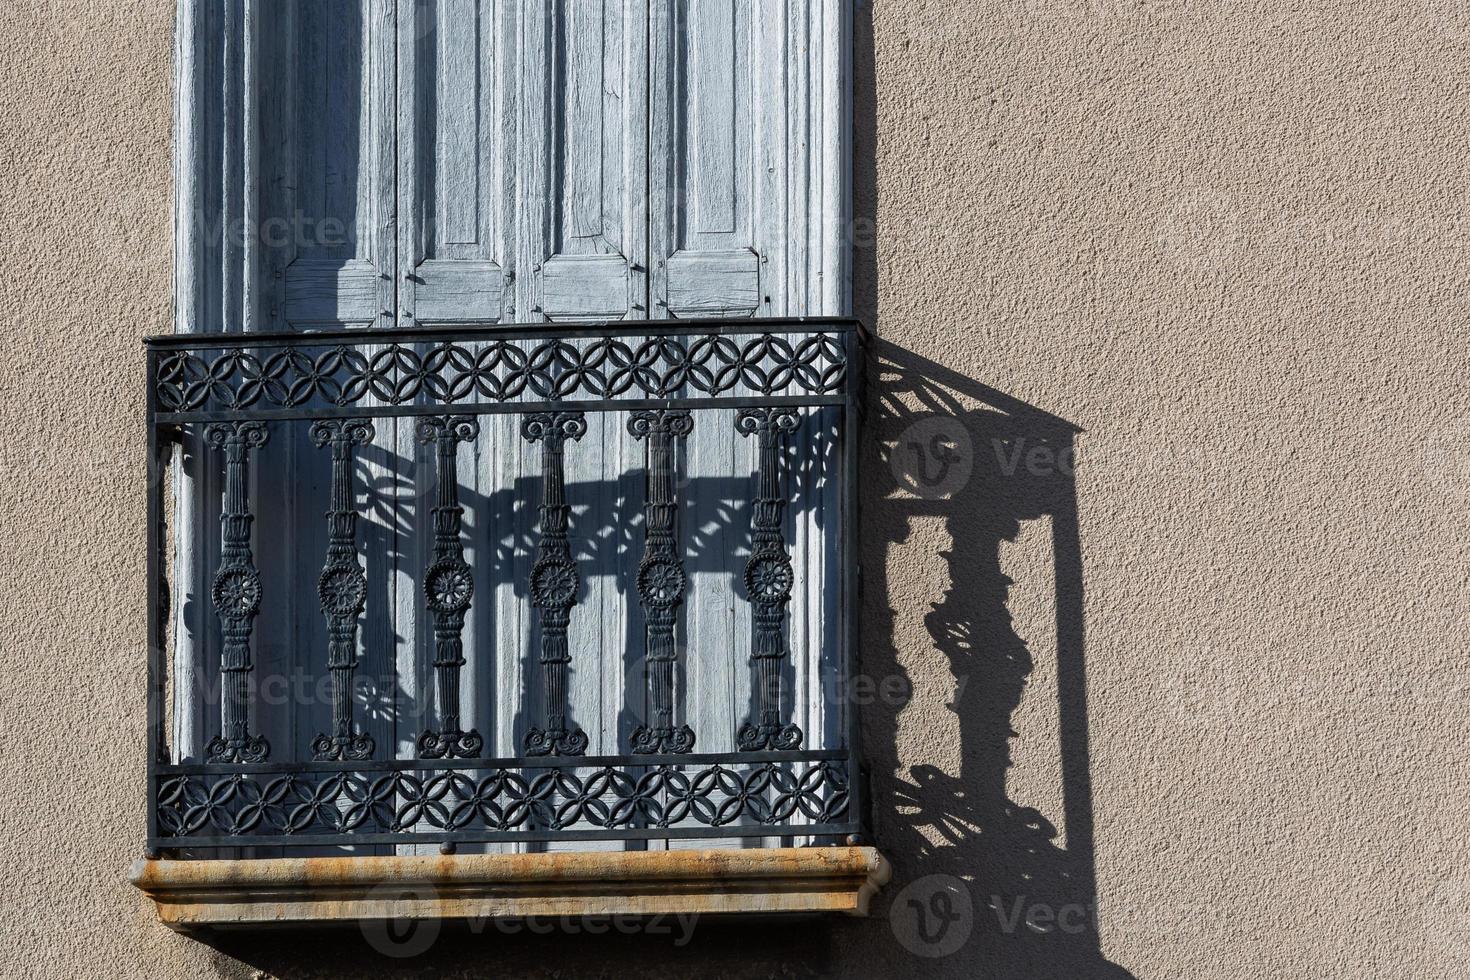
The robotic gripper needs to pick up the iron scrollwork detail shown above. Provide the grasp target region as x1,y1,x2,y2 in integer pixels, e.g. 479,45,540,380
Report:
417,416,484,759
736,408,804,751
628,410,696,755
204,420,271,764
523,412,590,757
309,419,375,761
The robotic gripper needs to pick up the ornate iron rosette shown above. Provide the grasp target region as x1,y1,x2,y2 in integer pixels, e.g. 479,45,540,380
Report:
317,563,367,618
211,567,262,617
204,732,270,765
530,557,580,609
629,724,696,756
738,721,804,753
637,558,687,609
425,558,473,614
745,555,794,602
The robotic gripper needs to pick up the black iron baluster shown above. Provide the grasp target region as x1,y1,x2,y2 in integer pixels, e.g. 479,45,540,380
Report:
204,421,270,764
523,411,589,756
417,415,484,759
310,419,375,761
736,408,804,751
628,409,696,754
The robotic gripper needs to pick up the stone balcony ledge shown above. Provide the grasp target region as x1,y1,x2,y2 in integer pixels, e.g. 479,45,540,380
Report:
130,846,890,930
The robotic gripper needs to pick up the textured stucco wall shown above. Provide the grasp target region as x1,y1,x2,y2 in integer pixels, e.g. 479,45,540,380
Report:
2,1,1467,978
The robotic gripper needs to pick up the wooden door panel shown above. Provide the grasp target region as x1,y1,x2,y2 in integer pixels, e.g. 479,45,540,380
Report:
398,0,513,325
518,0,648,323
261,0,397,330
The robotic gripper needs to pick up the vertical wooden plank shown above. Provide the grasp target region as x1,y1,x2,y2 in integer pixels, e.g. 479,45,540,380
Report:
521,0,647,321
173,0,200,335
265,0,391,329
236,1,400,857
514,0,547,325
261,2,312,775
347,0,400,861
241,0,260,332
566,0,605,240
517,1,648,855
219,0,242,329
647,0,852,849
401,0,509,325
650,0,761,319
242,0,387,783
372,0,399,324
175,0,256,772
395,1,519,857
396,0,420,327
439,0,481,246
392,0,431,857
650,0,751,849
821,0,851,314
688,0,737,234
171,0,202,766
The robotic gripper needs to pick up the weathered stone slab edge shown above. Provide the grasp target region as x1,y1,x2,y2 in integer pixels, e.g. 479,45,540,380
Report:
130,846,891,929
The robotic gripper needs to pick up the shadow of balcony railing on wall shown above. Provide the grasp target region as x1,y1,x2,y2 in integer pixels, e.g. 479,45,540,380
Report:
143,317,868,855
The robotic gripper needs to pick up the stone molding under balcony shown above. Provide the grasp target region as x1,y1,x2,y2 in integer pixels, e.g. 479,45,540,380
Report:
129,845,891,929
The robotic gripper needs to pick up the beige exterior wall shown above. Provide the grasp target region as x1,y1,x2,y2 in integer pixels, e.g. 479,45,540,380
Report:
1,1,1465,977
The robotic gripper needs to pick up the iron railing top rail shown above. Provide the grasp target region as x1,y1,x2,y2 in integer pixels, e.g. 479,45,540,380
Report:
145,317,866,423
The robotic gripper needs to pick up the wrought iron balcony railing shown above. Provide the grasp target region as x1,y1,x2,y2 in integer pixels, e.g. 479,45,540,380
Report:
144,317,866,856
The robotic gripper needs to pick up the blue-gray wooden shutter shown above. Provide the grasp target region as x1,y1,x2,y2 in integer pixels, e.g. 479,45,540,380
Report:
517,0,649,322
173,0,850,850
649,0,849,318
645,0,851,849
398,0,514,324
250,2,403,785
507,5,651,848
258,0,398,330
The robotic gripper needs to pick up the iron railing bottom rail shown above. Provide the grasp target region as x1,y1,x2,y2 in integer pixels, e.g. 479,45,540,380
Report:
150,751,857,852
